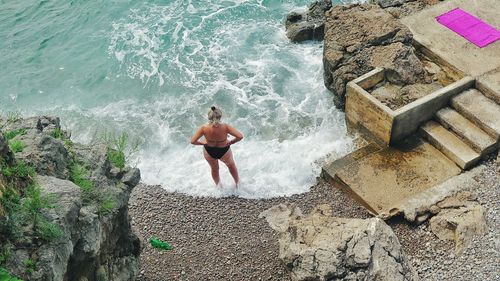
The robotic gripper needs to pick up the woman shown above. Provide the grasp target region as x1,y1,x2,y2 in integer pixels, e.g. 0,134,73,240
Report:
191,106,243,187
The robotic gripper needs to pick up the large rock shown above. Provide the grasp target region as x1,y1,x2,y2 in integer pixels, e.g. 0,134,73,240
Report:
2,116,72,179
260,204,417,281
323,4,430,109
374,0,415,8
2,116,142,281
430,195,487,253
285,0,332,42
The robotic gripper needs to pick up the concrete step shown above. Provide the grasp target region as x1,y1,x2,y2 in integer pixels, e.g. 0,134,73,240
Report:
420,121,480,169
451,89,500,142
436,107,497,156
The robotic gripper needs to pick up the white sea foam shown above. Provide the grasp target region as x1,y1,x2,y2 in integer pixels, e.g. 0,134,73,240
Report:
98,0,359,198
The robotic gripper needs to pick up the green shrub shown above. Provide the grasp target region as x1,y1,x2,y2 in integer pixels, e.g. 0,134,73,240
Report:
63,139,73,148
68,162,115,215
1,161,36,180
36,221,63,242
21,185,62,242
107,149,125,170
8,140,25,153
0,188,22,239
103,131,140,170
0,267,23,281
3,129,26,141
24,258,36,274
0,247,10,265
99,197,116,215
69,163,93,190
22,185,55,222
52,128,63,139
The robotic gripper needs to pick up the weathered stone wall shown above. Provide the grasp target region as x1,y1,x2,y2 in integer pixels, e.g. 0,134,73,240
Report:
323,4,430,109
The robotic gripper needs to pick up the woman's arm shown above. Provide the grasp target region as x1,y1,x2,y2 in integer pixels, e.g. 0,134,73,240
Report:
190,127,207,145
226,124,243,145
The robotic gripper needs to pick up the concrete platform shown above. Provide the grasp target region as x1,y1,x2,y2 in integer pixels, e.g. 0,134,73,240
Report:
451,89,500,141
420,121,481,169
401,0,500,93
477,69,500,104
436,107,497,155
323,137,461,216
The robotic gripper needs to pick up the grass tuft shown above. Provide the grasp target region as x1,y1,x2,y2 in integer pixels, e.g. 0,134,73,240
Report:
52,128,64,139
1,161,36,180
8,140,25,153
102,131,140,170
99,197,116,215
69,162,115,215
24,258,36,274
3,129,26,141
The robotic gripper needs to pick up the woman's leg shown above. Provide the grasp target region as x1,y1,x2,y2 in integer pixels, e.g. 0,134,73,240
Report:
220,149,239,186
203,149,220,185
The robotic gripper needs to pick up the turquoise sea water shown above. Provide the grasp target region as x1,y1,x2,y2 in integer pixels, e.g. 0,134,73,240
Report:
0,0,358,198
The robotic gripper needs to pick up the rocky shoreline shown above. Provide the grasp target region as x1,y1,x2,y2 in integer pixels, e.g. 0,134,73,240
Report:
1,1,498,280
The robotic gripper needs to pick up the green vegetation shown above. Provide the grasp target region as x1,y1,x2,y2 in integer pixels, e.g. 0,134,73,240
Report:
0,247,10,265
103,131,140,170
69,162,115,215
52,128,64,139
0,267,23,281
22,185,62,242
1,161,35,181
99,198,116,215
24,259,36,274
0,188,22,239
6,112,21,123
0,161,62,243
63,139,73,148
104,132,127,169
8,140,25,153
3,129,26,141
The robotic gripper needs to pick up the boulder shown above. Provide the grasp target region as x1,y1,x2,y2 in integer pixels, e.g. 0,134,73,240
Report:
374,0,415,8
260,204,417,281
323,4,430,109
285,0,332,42
430,200,487,254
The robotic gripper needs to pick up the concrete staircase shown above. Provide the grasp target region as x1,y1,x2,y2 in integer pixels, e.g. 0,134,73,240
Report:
420,88,500,169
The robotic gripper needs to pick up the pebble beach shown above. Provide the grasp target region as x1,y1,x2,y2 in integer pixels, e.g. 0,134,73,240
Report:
130,153,499,280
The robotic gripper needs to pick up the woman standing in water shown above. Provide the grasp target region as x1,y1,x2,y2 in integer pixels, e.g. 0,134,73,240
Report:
191,106,243,187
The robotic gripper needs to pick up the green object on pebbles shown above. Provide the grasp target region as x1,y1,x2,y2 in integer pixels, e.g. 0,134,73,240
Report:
150,237,173,250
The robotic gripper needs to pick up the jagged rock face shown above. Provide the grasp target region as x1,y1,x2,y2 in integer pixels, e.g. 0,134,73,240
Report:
260,204,417,281
285,0,332,42
2,117,141,281
0,133,14,166
2,116,72,179
323,4,430,109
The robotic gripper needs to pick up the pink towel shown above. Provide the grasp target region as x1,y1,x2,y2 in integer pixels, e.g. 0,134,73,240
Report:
436,8,500,48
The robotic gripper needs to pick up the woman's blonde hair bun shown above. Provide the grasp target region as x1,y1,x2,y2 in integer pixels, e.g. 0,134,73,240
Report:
208,106,222,124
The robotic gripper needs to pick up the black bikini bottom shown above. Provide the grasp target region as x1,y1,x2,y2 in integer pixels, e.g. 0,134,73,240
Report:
204,145,230,159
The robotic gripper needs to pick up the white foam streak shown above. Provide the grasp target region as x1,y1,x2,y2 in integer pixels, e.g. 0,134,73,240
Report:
101,0,359,198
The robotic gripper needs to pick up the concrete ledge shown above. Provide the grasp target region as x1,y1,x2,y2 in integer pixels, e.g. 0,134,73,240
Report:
392,76,475,142
393,165,485,222
346,67,475,145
